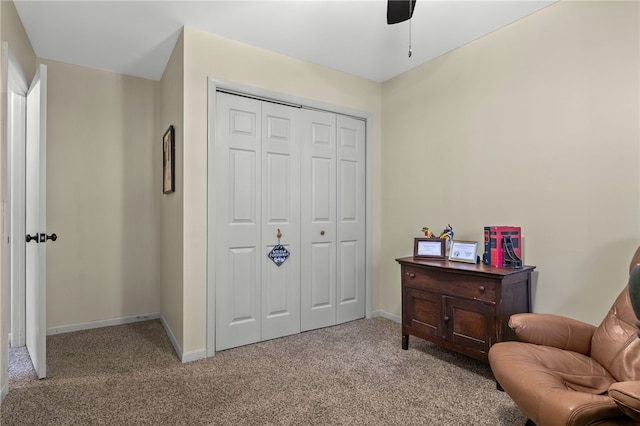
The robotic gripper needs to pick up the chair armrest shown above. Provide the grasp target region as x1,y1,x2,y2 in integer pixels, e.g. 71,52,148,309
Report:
609,381,640,422
508,313,596,355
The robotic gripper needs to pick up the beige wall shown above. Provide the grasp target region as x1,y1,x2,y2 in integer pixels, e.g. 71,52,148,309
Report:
181,26,383,354
381,1,640,325
0,0,36,399
159,32,184,350
1,0,35,81
44,59,161,328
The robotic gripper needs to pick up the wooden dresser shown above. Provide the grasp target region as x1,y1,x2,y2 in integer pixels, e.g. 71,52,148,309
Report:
396,257,535,362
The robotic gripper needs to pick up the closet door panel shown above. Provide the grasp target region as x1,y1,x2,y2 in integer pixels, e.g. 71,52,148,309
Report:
337,116,366,323
301,111,337,331
227,247,260,324
339,240,358,302
229,149,257,228
261,104,301,341
215,93,262,351
311,157,332,220
265,153,289,221
310,242,333,307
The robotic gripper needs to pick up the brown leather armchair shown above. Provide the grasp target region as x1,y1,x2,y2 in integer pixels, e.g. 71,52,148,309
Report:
488,247,640,426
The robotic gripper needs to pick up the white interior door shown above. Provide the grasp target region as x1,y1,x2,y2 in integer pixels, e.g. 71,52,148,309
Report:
336,115,366,323
215,93,262,351
261,102,301,341
25,64,47,379
300,110,337,332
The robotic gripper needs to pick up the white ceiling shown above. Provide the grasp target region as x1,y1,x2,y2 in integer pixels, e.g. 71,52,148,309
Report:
14,0,555,83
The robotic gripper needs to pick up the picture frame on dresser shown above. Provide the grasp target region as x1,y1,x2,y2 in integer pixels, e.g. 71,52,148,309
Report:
448,240,478,263
413,238,446,259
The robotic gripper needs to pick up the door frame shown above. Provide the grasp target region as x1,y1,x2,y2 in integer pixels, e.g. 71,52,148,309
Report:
2,42,29,400
206,78,373,357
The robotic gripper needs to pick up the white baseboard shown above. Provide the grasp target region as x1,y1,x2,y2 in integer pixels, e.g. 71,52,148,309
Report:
159,316,182,361
45,313,206,364
46,313,161,335
371,310,401,323
158,316,206,363
181,349,207,363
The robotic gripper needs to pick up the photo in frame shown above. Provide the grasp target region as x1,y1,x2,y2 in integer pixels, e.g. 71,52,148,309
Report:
448,240,479,263
413,238,446,259
163,125,175,194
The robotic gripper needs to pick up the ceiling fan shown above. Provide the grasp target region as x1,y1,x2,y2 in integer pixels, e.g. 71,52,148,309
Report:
387,0,416,24
387,0,417,57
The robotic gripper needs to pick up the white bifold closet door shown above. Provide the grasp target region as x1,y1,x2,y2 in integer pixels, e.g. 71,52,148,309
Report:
335,114,366,324
260,101,301,342
215,93,301,351
300,111,366,331
215,92,365,351
300,110,336,331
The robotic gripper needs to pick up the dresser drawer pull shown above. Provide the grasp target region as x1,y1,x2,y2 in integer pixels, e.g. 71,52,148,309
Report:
479,286,486,292
444,316,450,322
406,272,416,278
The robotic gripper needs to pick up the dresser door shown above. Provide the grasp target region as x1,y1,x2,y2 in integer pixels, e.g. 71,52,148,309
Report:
444,296,494,353
403,288,444,340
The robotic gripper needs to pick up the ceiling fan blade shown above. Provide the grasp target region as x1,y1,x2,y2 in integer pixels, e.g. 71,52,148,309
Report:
387,0,417,25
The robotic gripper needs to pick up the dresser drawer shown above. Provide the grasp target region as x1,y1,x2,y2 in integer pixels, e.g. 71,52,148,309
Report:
402,265,496,303
402,265,439,292
449,279,496,303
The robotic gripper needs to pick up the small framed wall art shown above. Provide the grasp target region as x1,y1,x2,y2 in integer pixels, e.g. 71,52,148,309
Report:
413,238,446,260
163,125,175,194
449,240,479,263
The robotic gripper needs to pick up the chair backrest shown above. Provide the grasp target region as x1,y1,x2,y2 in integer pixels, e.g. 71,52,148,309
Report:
591,247,640,382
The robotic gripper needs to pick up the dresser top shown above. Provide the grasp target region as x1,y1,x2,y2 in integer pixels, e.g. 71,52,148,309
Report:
396,256,536,277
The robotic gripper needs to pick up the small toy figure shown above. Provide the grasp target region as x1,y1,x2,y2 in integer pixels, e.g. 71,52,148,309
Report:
439,224,454,240
421,227,434,238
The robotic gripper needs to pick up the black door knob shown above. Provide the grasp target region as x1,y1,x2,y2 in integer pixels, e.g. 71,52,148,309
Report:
25,234,38,243
46,233,57,242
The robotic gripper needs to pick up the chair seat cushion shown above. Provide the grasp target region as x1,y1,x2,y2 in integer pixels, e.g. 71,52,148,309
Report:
490,341,624,426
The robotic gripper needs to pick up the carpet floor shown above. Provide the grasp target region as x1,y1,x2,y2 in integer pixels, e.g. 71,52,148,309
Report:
1,317,526,425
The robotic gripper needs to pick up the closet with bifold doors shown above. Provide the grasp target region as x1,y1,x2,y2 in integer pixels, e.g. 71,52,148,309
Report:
214,91,366,351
